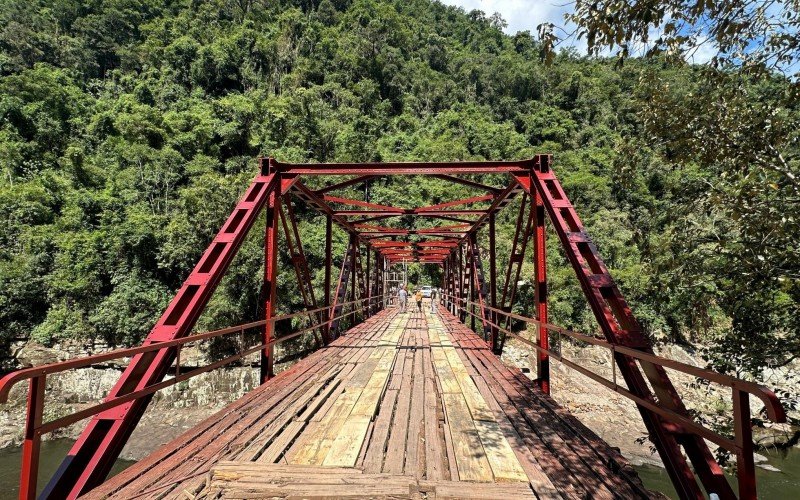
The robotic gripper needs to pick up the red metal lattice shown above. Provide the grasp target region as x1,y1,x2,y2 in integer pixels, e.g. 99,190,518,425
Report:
0,156,786,500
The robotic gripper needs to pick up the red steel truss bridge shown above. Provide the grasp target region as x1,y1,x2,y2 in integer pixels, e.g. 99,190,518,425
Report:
0,157,787,500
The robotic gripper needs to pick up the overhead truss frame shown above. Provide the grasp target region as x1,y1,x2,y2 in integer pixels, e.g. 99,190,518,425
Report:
41,156,746,500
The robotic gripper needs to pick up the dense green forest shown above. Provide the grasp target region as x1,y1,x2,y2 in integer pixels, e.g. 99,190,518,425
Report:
0,0,797,385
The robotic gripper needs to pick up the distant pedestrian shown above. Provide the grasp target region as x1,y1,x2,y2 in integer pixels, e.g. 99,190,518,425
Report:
430,288,437,313
415,289,423,312
398,284,408,312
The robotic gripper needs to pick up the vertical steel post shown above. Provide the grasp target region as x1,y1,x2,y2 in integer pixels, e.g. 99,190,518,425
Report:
441,260,448,311
468,244,476,332
19,377,45,500
457,244,466,322
489,213,498,352
349,233,357,326
365,246,371,317
733,389,756,500
262,177,281,383
324,214,332,344
533,190,549,394
450,251,460,316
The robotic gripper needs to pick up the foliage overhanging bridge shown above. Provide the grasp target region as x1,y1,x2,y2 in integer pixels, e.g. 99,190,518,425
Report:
0,157,788,500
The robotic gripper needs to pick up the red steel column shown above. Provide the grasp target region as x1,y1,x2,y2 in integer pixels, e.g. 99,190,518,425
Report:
19,377,44,500
533,190,549,394
489,213,498,352
323,214,332,344
733,389,756,500
457,244,466,322
349,233,358,326
365,245,372,317
262,176,281,383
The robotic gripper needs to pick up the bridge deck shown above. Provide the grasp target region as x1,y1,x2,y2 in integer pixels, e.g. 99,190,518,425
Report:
85,308,653,499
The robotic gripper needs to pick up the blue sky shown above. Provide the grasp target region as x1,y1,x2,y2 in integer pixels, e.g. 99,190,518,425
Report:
437,0,720,64
438,0,575,38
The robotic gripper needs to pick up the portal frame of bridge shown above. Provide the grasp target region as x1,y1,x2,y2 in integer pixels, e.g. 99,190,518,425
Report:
0,157,787,500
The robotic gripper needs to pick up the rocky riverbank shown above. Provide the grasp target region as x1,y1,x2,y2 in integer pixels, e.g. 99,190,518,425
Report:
0,339,262,460
500,334,800,470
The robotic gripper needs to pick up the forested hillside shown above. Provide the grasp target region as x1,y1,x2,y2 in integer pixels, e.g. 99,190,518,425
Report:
0,0,797,383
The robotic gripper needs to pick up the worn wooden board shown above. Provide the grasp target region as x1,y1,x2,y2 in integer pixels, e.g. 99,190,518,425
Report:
86,308,655,500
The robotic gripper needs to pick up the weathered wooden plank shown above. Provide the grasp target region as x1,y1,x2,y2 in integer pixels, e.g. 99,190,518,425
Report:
382,328,414,474
256,420,306,464
361,386,399,473
404,338,425,476
441,392,493,482
473,419,529,482
421,480,537,500
470,372,562,497
288,389,361,464
323,415,372,467
422,339,447,481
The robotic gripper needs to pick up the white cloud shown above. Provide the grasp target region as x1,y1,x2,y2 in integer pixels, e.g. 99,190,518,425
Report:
439,0,592,55
438,0,570,36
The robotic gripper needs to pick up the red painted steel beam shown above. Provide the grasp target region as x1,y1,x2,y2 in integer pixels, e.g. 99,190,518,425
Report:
347,213,479,224
329,234,356,336
291,182,361,236
417,224,472,233
371,239,405,245
351,214,398,224
323,214,332,343
497,193,533,354
323,195,403,212
415,194,494,212
272,158,535,175
43,168,298,499
532,190,549,393
280,197,325,345
431,174,503,193
467,233,492,340
488,212,498,353
334,209,487,216
315,175,377,194
262,179,281,382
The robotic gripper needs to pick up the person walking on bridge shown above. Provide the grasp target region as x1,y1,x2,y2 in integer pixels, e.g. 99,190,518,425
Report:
430,287,437,313
398,284,408,313
414,289,423,313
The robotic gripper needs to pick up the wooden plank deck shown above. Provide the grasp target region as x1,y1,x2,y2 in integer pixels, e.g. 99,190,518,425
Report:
83,307,654,499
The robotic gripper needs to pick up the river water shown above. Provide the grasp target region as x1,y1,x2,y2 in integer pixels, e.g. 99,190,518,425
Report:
0,440,797,497
0,439,134,497
636,447,800,499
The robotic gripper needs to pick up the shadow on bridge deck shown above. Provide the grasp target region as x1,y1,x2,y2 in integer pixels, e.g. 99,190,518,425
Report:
84,308,656,499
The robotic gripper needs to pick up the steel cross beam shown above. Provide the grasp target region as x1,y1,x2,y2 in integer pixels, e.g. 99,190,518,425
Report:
272,159,535,175
513,157,734,499
315,175,377,194
497,193,534,353
329,234,356,337
467,233,492,340
323,195,403,212
279,196,325,346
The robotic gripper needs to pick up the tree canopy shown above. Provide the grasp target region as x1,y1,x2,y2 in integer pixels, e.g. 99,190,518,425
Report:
0,0,796,382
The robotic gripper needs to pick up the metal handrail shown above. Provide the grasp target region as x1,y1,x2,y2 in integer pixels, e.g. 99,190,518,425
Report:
441,292,786,497
0,294,385,403
0,293,387,498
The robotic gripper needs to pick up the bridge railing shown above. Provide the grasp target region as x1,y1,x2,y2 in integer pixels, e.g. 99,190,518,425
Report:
0,293,387,499
441,292,786,499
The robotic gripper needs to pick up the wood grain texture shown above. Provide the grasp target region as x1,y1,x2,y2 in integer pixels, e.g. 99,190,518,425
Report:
84,307,654,500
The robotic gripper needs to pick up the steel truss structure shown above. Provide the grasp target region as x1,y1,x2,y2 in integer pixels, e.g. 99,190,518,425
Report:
19,156,781,499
